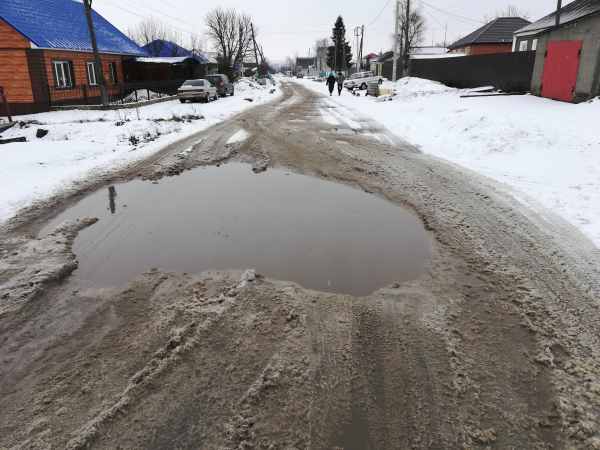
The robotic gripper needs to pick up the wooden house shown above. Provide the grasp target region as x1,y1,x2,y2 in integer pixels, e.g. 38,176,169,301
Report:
0,0,146,116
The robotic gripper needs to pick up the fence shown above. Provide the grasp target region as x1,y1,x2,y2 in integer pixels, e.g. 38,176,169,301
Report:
406,51,537,92
46,80,184,107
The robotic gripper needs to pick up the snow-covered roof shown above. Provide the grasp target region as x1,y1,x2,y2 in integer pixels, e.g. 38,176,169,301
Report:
448,17,531,49
202,52,218,63
410,53,466,59
0,0,147,55
141,40,208,62
515,0,600,34
133,57,192,64
410,46,448,55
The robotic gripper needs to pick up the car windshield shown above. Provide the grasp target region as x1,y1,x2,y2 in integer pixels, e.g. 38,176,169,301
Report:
349,74,361,80
205,76,221,84
182,80,204,87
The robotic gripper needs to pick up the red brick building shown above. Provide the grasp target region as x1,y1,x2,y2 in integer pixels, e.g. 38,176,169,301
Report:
447,17,531,56
0,0,146,116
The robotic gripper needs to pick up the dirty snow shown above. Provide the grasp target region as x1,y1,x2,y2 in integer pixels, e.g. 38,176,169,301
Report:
227,129,250,144
0,80,280,223
294,77,600,247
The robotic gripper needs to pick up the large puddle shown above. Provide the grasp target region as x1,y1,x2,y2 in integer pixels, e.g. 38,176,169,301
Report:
40,163,432,296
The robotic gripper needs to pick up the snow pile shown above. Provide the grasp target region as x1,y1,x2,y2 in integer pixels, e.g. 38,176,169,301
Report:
234,77,273,92
121,89,170,103
227,129,249,144
293,77,600,247
0,84,282,223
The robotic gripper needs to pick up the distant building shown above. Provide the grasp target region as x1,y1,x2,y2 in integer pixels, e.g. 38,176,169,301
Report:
513,0,600,102
448,17,531,55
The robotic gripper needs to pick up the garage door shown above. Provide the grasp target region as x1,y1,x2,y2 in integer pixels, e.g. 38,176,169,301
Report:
540,40,582,102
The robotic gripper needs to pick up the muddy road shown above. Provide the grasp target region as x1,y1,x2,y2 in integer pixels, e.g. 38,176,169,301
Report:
1,81,600,449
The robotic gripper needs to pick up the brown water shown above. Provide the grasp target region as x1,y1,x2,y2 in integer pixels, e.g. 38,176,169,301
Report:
40,163,432,296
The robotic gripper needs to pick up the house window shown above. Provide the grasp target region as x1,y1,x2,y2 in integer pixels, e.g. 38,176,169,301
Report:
519,40,528,51
52,61,73,88
466,47,470,55
532,39,538,51
108,62,118,85
86,61,98,85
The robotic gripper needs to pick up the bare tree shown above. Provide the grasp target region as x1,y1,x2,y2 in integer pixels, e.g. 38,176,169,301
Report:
313,37,330,73
204,7,255,78
127,17,188,56
483,5,531,23
188,30,207,56
390,3,426,59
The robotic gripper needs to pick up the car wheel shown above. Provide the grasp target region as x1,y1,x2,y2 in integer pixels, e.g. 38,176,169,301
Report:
230,89,234,96
360,83,367,90
214,93,219,100
205,94,210,103
179,99,185,103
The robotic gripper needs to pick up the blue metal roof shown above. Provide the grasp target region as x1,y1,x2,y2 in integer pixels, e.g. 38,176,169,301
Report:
142,40,208,63
0,0,147,56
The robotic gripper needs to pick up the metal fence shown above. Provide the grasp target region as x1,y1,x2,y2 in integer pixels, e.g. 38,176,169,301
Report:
46,80,184,107
404,51,537,92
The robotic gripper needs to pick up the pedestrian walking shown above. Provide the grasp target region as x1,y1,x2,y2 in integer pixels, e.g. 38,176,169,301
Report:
326,72,336,96
337,71,345,95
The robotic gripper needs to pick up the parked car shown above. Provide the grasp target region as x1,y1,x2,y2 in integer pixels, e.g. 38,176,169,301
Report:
177,79,218,103
204,74,234,97
343,71,384,90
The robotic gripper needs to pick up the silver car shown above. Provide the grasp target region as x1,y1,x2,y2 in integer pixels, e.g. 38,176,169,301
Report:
177,79,218,103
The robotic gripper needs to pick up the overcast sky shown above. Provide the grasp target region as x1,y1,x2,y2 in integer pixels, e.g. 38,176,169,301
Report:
92,0,574,62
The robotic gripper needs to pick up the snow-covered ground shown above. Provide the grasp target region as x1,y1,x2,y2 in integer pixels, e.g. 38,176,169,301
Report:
0,79,280,223
294,77,600,248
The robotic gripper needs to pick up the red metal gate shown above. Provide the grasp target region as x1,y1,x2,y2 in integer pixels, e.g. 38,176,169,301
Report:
541,40,582,102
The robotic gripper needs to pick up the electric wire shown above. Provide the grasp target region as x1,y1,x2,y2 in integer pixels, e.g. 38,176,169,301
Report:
365,0,393,28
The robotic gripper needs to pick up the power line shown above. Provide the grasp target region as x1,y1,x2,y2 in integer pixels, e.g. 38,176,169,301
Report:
419,3,460,38
365,0,393,28
418,1,483,25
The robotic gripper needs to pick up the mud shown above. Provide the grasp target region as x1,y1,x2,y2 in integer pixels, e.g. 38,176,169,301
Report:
39,163,432,296
1,81,600,449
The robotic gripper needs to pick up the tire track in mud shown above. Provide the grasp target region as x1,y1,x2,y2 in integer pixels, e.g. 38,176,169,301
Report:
1,81,600,449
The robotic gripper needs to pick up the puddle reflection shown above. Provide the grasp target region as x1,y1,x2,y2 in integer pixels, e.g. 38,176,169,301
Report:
40,164,432,296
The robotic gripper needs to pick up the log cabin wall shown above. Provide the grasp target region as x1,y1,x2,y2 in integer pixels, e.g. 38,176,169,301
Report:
0,18,40,114
43,50,125,87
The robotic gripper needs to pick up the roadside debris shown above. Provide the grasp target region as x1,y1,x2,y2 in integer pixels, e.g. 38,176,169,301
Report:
36,129,49,138
0,136,26,144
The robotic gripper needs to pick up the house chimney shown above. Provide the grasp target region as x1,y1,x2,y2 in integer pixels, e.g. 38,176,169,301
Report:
555,0,562,27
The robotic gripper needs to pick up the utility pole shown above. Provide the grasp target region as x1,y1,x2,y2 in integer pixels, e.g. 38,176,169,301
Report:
354,26,361,70
333,34,338,72
359,25,364,72
251,24,260,77
342,27,346,73
392,0,400,82
402,0,410,77
82,0,109,108
444,22,448,48
555,0,562,26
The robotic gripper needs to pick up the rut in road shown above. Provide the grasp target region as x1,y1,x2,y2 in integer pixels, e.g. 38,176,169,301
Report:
1,81,600,449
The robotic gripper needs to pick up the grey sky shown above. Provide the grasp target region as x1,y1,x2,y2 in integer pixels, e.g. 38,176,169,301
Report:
93,0,574,62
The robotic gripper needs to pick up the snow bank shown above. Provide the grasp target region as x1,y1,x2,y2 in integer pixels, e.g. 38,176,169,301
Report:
294,77,600,247
0,83,282,223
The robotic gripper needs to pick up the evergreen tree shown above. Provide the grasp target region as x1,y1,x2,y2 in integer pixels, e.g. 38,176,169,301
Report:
326,16,352,71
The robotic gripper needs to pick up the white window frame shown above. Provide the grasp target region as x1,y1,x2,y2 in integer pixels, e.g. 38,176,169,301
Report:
532,39,538,51
108,61,117,85
519,40,528,51
86,61,98,85
52,60,72,88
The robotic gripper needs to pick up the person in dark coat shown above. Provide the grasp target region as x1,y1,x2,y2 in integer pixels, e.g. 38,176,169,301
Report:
326,73,336,96
337,71,345,95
